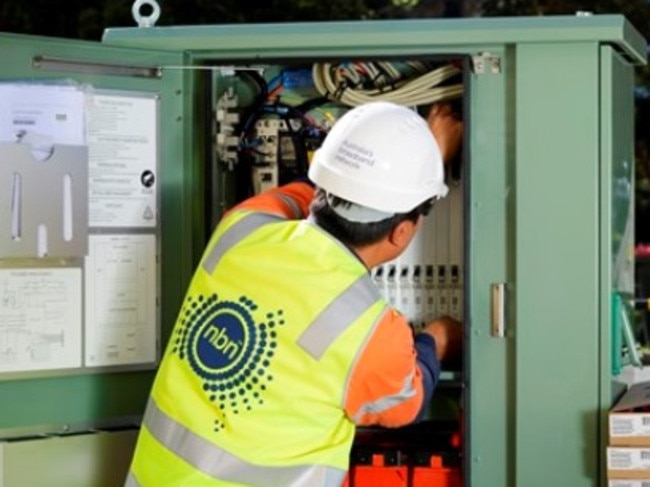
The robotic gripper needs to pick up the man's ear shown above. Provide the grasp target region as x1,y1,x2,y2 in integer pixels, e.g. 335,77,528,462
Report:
388,219,418,248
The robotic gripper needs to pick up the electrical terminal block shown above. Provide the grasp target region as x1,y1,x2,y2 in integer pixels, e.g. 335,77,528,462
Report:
386,265,398,309
215,87,240,169
399,265,413,323
251,166,278,195
216,108,239,126
449,264,463,320
252,119,283,166
216,133,239,147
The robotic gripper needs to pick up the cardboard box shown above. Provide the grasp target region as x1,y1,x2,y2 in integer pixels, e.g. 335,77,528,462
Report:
610,382,650,446
608,446,650,479
609,480,650,487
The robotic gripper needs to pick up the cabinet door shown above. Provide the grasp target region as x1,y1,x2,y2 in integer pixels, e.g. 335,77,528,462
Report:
0,32,195,436
514,40,603,487
509,42,636,487
466,45,512,487
599,44,636,481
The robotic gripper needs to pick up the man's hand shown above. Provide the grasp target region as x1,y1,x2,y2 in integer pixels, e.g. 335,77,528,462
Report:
427,103,463,165
421,315,463,363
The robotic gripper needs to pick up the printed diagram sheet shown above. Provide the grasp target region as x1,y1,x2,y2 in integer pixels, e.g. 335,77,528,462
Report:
85,234,157,367
0,268,82,373
86,92,158,228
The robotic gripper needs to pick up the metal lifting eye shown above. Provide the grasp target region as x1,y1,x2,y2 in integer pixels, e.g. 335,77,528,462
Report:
132,0,161,28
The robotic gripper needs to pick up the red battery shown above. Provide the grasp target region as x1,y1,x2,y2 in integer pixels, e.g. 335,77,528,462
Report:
349,451,408,487
411,454,462,487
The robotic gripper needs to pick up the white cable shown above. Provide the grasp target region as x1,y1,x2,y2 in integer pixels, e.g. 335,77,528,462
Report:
312,61,463,107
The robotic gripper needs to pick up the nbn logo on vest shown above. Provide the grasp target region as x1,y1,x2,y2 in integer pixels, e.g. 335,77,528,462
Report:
196,310,248,370
203,323,242,362
174,294,284,418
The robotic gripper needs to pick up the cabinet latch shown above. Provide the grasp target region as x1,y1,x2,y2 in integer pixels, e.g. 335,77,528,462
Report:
491,283,507,338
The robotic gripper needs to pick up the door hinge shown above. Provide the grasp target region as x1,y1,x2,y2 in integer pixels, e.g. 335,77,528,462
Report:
472,52,501,75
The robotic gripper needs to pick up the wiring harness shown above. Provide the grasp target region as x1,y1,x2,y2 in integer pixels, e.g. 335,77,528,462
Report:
311,61,463,107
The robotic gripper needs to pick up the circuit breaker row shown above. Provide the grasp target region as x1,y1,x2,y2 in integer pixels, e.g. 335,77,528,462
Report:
372,263,463,331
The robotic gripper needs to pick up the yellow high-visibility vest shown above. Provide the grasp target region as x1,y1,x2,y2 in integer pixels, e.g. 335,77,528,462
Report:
127,209,388,487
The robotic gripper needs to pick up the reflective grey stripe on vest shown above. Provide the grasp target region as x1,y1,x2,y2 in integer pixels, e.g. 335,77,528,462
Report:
123,472,139,487
297,274,384,360
202,192,304,275
351,368,418,424
140,397,346,487
202,212,285,274
203,211,385,360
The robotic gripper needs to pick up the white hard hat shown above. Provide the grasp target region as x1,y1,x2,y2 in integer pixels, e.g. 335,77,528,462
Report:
308,101,448,218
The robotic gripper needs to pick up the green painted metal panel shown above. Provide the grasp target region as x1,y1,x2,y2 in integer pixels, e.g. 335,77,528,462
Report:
466,46,514,487
0,33,198,435
102,15,646,65
1,429,137,487
515,42,601,486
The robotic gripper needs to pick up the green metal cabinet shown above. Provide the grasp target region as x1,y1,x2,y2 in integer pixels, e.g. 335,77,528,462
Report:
0,33,196,487
0,13,645,487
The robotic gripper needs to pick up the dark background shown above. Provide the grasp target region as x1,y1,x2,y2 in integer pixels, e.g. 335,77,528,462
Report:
0,0,648,42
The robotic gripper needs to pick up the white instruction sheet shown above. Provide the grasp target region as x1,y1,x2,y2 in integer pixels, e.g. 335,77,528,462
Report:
0,83,86,148
84,234,157,367
0,268,82,373
86,92,158,228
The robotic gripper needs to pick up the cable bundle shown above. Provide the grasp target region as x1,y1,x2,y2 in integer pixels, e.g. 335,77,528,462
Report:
312,61,463,107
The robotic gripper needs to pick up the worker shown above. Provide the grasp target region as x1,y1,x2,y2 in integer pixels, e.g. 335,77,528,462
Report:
125,100,463,487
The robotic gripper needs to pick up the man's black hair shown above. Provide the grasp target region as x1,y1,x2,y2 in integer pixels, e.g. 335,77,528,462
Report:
310,188,434,247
